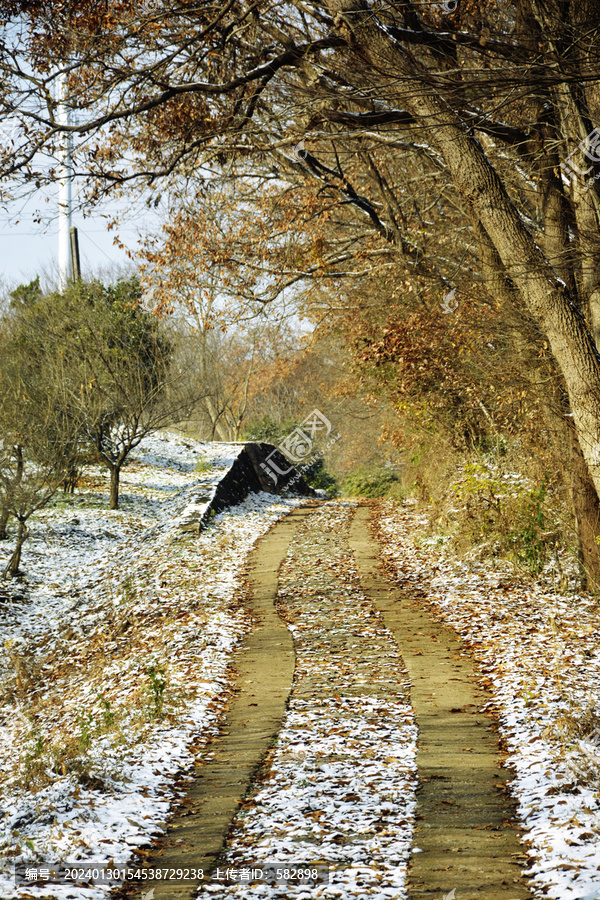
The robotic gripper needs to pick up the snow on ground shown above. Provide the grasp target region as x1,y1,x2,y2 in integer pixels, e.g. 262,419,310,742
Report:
198,503,418,900
375,500,600,900
0,431,300,900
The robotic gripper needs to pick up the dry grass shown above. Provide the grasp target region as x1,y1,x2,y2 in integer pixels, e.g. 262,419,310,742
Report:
0,524,247,798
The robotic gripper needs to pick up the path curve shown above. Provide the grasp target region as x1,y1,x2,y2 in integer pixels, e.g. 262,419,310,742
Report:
116,500,534,900
119,506,314,900
349,504,531,899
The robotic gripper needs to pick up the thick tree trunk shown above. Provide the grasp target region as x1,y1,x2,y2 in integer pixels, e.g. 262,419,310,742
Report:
0,506,9,540
109,465,120,510
473,215,600,585
329,0,600,497
569,427,600,590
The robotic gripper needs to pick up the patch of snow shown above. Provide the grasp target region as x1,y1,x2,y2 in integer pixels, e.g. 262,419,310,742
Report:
0,431,300,899
377,501,600,900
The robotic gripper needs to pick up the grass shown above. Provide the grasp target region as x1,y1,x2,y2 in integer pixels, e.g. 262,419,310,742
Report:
1,512,211,794
195,458,213,476
47,491,107,511
6,550,211,792
342,464,404,499
0,435,262,883
17,665,189,792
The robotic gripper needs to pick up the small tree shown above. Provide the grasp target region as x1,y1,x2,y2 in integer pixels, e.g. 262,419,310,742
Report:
0,314,81,577
16,277,175,509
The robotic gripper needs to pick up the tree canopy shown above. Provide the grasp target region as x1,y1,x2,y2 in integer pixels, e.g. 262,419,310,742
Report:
3,0,600,577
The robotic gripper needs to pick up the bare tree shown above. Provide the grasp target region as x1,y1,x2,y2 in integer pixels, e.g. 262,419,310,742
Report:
0,316,81,577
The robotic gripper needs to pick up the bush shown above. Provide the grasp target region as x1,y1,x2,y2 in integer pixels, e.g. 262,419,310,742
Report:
241,416,297,444
300,457,340,496
449,462,554,573
342,464,403,499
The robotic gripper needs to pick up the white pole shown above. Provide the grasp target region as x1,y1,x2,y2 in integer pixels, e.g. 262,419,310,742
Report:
57,70,72,290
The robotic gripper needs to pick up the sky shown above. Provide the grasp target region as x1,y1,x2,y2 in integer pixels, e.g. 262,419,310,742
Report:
0,15,153,290
0,173,164,291
0,188,157,287
0,214,132,288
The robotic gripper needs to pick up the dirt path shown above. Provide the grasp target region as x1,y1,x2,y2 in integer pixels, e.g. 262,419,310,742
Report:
349,504,531,899
123,506,315,899
119,500,533,900
190,500,418,897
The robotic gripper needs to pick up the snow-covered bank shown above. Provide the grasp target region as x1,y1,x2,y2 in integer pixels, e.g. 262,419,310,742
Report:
0,432,301,900
375,500,600,900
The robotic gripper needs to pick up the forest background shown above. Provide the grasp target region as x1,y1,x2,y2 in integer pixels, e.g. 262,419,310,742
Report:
1,0,600,589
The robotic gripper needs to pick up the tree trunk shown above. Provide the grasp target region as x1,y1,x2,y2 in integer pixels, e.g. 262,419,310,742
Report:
109,464,120,510
568,426,600,590
3,520,28,579
472,214,600,586
0,506,9,540
62,464,79,494
329,1,600,496
204,396,230,441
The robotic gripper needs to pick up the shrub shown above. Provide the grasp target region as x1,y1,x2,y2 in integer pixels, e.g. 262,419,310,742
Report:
144,664,167,719
449,462,554,573
241,416,297,444
300,457,340,496
342,464,403,499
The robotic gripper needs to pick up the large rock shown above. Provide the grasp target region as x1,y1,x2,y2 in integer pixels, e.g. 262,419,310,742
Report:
177,442,314,533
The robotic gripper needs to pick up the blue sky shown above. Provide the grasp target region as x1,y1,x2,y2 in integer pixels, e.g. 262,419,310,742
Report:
0,176,162,289
0,216,133,288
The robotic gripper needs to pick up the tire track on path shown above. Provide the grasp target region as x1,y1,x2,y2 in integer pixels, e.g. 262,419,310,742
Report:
120,506,315,900
196,501,418,899
122,499,533,900
349,503,532,900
